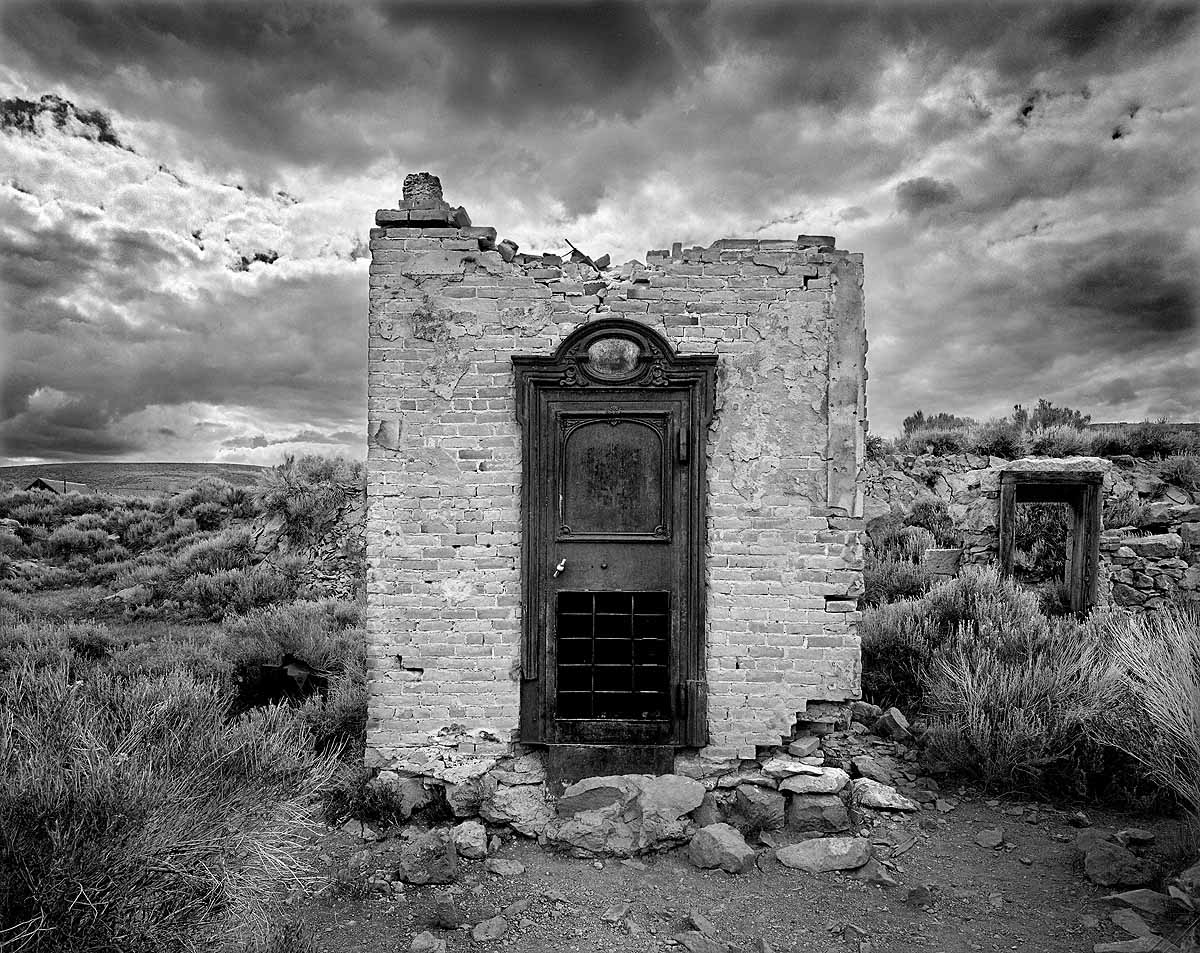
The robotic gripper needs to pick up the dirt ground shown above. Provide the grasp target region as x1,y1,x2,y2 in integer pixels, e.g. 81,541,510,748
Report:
293,793,1195,953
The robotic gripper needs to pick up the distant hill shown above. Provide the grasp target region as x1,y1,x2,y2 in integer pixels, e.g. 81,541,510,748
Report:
0,462,267,497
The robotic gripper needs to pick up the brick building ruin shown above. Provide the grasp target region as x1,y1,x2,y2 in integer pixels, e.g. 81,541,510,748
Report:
364,173,868,791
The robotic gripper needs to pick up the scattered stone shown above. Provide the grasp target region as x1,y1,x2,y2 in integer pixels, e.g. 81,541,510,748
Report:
751,938,777,953
852,857,900,887
935,799,955,813
445,775,496,817
785,793,851,833
423,890,465,929
1069,810,1092,828
621,857,647,870
1176,860,1200,893
850,755,893,784
1110,908,1154,938
761,753,822,779
471,915,509,942
484,858,526,877
409,931,446,953
688,823,757,873
779,767,850,795
872,707,913,742
674,930,730,953
787,736,822,758
851,700,884,724
1085,840,1155,887
776,837,871,873
904,885,932,907
451,820,487,859
491,753,548,785
1103,889,1176,917
601,902,632,922
851,778,918,812
1075,829,1114,854
975,828,1005,849
1116,829,1156,847
397,829,458,885
692,791,726,828
480,783,553,836
686,910,718,937
730,784,786,833
1093,940,1180,953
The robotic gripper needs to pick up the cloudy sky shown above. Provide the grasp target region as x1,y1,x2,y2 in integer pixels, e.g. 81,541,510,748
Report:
1,1,1197,465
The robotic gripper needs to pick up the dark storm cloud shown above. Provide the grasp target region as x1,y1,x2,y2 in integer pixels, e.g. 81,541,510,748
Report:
895,177,960,216
4,1,1194,174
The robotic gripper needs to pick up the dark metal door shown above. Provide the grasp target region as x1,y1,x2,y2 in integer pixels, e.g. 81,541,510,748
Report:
514,320,715,746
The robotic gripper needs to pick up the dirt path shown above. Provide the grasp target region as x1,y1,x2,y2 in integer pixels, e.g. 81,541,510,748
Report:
295,795,1193,952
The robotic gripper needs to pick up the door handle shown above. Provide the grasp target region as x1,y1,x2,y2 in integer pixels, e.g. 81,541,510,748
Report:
552,558,567,578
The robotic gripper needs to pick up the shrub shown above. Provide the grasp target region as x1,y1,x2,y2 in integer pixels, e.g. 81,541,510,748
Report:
1028,424,1091,457
905,496,960,547
1103,495,1147,530
167,527,257,579
174,563,303,621
1125,419,1181,458
921,614,1114,790
896,426,971,456
969,418,1027,459
320,764,420,829
859,566,1049,712
43,525,109,557
221,600,365,675
1160,453,1200,492
0,660,339,952
0,529,25,557
255,456,363,548
301,657,367,756
868,516,936,563
1087,426,1134,457
1092,606,1200,824
862,557,937,607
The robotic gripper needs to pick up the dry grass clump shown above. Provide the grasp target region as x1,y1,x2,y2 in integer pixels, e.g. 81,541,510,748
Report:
1091,606,1200,826
921,615,1114,790
0,650,339,953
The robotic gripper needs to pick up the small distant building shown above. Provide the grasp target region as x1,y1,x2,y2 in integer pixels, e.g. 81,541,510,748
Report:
24,478,90,495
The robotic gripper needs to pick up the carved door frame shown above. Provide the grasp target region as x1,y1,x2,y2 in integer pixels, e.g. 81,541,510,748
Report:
513,319,717,746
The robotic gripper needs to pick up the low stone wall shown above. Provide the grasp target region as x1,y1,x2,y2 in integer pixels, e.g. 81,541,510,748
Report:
862,453,1200,608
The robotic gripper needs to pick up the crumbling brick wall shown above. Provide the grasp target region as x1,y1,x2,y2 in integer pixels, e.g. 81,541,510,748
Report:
366,173,867,767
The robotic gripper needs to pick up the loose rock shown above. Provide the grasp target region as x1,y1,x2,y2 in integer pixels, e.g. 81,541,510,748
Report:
779,767,849,795
1102,888,1176,919
787,736,821,758
776,836,871,873
785,793,851,833
688,823,757,873
975,828,1005,849
471,915,509,942
397,829,458,885
1110,908,1154,938
730,784,785,833
872,707,913,742
409,931,447,953
850,778,918,812
484,857,526,877
1085,840,1155,887
451,820,487,859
